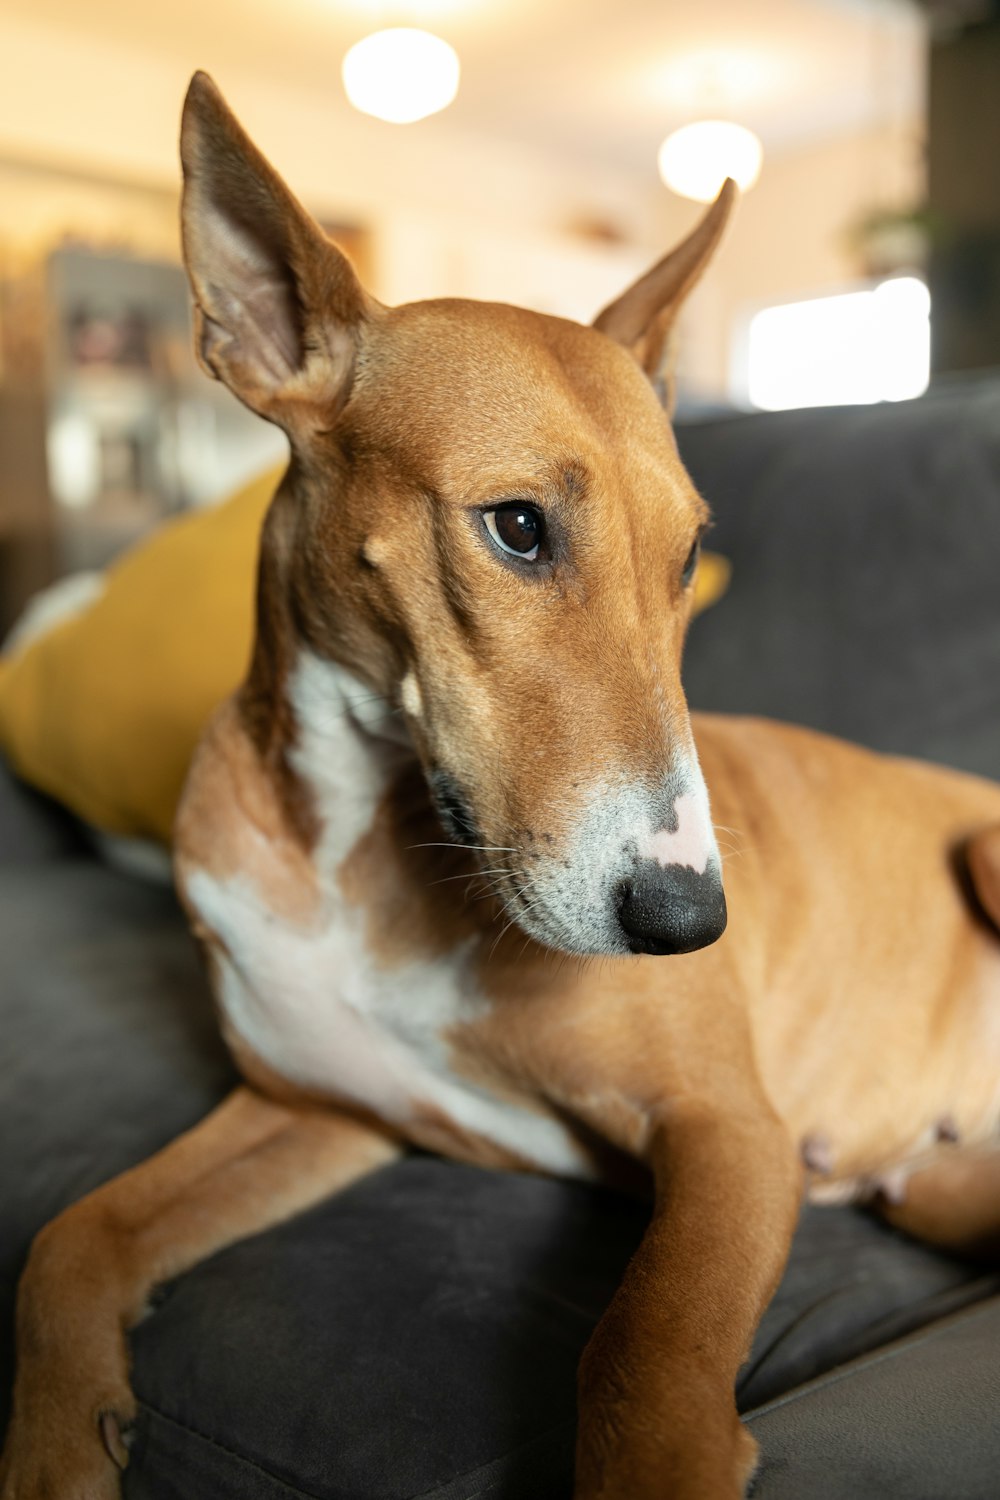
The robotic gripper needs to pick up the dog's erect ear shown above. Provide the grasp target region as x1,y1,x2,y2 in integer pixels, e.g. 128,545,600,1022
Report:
180,72,373,428
593,180,736,410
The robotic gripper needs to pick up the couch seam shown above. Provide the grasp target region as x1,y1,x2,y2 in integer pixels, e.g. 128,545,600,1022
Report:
744,1297,1000,1426
135,1399,326,1500
405,1418,576,1500
737,1270,1000,1404
137,1398,575,1500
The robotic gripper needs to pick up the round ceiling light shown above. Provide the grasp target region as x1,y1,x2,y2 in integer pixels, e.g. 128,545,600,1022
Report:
657,120,763,202
342,28,460,125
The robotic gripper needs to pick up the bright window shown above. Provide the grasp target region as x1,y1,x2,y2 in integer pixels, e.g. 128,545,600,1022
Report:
744,276,930,411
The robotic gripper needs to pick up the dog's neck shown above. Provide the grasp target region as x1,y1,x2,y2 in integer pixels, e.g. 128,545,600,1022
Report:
282,648,416,870
274,645,504,960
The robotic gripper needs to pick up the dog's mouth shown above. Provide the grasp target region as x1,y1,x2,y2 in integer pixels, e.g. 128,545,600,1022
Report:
427,767,483,848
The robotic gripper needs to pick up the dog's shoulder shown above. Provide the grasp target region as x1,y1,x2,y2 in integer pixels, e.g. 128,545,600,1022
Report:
174,696,320,931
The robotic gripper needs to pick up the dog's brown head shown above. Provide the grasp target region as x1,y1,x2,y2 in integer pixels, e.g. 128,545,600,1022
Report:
180,72,734,959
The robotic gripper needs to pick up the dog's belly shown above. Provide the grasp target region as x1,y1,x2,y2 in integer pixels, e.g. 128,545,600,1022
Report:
187,866,592,1177
767,938,1000,1208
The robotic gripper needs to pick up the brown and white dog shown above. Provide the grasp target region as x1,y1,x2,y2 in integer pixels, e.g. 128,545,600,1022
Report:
4,71,1000,1500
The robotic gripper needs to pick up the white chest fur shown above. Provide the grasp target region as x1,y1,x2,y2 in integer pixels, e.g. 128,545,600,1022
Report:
186,651,589,1178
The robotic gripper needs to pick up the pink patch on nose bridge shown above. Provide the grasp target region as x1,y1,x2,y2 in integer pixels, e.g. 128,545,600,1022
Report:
640,793,712,874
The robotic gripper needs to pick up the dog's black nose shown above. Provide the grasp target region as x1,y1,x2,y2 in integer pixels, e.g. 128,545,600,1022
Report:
616,862,727,956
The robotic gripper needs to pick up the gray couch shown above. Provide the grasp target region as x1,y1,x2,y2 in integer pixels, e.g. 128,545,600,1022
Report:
3,374,1000,1499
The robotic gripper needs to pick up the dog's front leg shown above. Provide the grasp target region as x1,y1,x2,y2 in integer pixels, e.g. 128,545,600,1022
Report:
575,1095,800,1500
0,1087,399,1500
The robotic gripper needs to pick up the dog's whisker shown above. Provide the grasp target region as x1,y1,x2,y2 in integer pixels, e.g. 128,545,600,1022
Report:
501,881,540,911
488,883,549,946
516,930,539,963
407,842,519,854
488,908,528,961
427,867,514,889
474,872,517,891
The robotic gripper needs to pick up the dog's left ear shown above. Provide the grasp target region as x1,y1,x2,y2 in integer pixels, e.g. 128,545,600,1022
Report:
593,180,736,409
180,71,375,432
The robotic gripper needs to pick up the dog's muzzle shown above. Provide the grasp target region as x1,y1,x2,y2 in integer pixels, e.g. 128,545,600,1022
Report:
615,861,727,956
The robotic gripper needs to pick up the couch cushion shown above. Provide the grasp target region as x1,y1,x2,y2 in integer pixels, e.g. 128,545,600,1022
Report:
678,376,1000,779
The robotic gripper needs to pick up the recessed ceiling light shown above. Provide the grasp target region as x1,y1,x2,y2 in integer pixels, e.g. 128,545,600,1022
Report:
342,28,460,125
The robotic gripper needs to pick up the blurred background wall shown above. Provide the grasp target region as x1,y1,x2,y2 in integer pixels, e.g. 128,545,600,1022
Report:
0,0,997,631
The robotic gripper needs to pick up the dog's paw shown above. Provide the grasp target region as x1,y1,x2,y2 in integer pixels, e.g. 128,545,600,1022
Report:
573,1416,760,1500
0,1389,136,1500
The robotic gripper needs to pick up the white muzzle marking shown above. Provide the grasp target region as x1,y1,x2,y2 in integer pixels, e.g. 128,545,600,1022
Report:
639,791,712,874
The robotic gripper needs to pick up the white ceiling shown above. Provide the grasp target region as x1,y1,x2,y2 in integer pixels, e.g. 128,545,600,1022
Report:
6,0,926,173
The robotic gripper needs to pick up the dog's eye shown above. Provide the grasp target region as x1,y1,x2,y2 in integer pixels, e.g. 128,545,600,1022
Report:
484,504,543,561
681,538,700,587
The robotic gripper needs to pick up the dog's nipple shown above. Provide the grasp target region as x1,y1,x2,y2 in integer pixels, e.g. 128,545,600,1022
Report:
800,1131,835,1176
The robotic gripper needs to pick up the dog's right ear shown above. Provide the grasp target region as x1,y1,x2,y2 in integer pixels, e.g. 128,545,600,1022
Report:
593,181,735,411
180,72,373,430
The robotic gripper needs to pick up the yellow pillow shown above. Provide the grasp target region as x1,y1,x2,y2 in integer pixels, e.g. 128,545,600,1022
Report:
0,471,730,845
694,550,730,618
0,467,281,844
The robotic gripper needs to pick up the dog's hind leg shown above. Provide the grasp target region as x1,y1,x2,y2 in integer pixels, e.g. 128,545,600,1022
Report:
0,1087,399,1500
875,1147,1000,1260
874,829,1000,1260
968,824,1000,932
